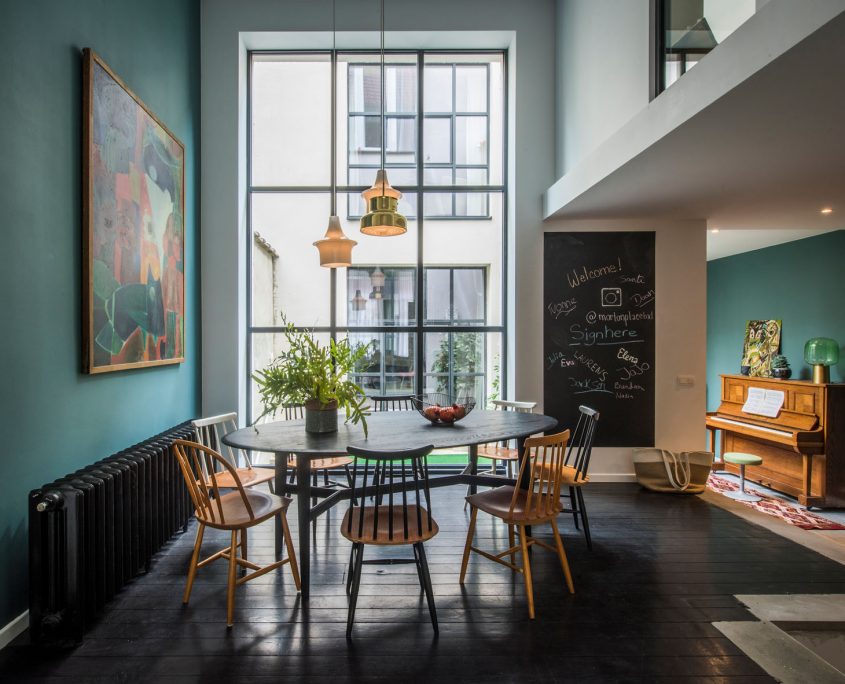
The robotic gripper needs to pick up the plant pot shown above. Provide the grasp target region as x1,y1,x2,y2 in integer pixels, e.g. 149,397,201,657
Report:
304,399,338,434
771,367,792,379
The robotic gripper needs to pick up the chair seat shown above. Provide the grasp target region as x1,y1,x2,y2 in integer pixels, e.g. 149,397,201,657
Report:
465,485,562,524
340,505,439,545
206,466,275,489
559,465,589,486
200,489,291,530
723,452,763,466
288,454,353,471
477,445,519,462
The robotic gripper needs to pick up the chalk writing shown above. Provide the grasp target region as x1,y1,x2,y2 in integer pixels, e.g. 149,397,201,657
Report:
568,377,614,395
631,290,655,309
566,257,623,289
547,298,577,319
617,347,639,365
573,350,608,381
568,323,641,347
617,362,651,381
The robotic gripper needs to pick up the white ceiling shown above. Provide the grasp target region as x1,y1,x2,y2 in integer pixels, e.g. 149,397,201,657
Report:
546,11,845,261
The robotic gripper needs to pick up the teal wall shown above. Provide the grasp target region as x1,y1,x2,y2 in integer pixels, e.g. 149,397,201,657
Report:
0,0,200,627
707,230,845,411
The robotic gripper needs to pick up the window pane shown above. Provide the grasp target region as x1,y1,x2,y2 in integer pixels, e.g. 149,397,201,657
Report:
456,116,487,165
350,332,416,396
349,115,382,163
424,332,485,403
251,55,331,186
453,269,485,323
456,193,488,216
424,65,452,113
423,167,452,185
250,193,331,327
423,117,451,164
424,193,502,326
424,193,452,217
386,65,417,113
347,267,417,326
386,117,416,155
455,65,487,112
424,269,451,322
348,64,381,113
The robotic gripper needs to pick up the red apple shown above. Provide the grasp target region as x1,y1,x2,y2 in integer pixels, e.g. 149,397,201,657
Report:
439,407,455,423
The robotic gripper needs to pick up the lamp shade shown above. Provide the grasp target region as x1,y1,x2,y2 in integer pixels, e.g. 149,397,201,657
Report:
360,170,407,237
351,289,367,311
371,267,386,288
314,215,356,268
804,338,840,366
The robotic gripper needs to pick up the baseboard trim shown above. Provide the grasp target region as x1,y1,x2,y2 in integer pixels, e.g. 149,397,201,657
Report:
588,473,637,483
0,611,28,651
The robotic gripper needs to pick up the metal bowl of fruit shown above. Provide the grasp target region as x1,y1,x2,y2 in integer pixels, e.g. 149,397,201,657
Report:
411,393,477,426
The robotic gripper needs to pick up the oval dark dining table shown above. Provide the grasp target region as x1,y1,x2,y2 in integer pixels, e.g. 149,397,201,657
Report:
223,409,558,598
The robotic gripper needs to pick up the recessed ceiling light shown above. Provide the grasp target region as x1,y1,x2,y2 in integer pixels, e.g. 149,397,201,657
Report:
821,207,833,214
710,228,720,233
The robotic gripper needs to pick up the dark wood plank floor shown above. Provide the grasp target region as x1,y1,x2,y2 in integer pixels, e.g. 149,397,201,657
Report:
4,483,845,683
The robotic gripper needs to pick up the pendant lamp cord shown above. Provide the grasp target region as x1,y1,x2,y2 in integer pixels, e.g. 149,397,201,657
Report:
380,0,386,194
330,0,337,215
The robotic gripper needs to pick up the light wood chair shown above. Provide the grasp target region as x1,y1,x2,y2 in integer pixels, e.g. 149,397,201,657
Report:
341,443,439,637
172,440,300,627
477,400,537,478
560,405,600,550
192,413,275,489
460,429,574,619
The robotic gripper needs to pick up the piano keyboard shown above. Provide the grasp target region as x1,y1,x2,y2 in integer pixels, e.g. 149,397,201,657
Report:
709,416,792,438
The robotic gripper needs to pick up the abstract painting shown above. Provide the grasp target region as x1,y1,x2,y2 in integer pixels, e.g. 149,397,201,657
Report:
83,49,185,373
741,319,781,377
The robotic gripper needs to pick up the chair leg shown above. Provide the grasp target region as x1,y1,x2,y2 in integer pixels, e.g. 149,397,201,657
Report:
459,506,478,584
347,543,365,638
346,544,357,595
518,524,535,619
507,524,516,565
415,542,438,633
550,518,575,594
412,543,425,591
575,487,592,550
226,530,239,628
569,487,579,530
280,511,301,590
182,523,205,604
239,528,248,576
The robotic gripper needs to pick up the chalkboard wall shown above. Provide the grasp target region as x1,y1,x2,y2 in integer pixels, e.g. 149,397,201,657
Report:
544,232,655,447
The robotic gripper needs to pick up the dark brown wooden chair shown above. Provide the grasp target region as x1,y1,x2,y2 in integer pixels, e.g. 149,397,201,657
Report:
560,405,600,549
172,440,300,627
370,394,415,411
341,443,438,637
460,430,574,619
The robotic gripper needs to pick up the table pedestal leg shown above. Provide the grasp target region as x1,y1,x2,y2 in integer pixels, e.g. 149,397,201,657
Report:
296,455,311,598
275,452,288,557
468,444,479,496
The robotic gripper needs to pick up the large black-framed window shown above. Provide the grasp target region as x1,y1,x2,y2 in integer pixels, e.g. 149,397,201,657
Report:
247,50,507,424
347,61,492,219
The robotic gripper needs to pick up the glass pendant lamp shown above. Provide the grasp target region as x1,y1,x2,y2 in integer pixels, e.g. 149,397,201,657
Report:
804,337,839,384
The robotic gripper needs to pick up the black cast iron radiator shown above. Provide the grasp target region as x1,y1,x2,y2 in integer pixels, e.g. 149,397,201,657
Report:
28,421,194,642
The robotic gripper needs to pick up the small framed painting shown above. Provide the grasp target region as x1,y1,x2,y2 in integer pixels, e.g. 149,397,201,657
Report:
741,319,781,377
82,48,185,373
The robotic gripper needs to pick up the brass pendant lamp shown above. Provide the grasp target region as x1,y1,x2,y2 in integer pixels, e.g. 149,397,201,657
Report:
315,0,357,267
360,0,407,237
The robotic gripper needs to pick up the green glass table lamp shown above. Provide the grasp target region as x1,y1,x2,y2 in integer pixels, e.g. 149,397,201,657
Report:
804,337,839,383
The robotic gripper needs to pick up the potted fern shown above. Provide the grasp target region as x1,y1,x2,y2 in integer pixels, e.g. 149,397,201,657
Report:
252,319,371,436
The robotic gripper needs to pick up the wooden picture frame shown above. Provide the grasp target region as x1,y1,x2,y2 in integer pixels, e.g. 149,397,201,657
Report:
82,48,185,373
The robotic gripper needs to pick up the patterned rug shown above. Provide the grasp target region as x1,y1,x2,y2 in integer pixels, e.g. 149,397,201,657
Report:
707,474,845,531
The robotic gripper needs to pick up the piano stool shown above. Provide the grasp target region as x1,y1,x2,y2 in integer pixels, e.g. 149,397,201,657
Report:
723,452,764,502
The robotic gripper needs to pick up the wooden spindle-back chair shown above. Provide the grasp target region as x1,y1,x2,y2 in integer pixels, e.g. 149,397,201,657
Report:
171,440,300,627
460,430,574,619
341,443,439,637
560,405,600,549
192,413,275,489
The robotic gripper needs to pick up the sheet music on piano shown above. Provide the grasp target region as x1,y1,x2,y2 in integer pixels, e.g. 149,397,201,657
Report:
742,387,785,418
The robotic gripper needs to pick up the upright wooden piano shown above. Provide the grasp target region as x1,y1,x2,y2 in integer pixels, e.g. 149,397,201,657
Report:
706,374,845,508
